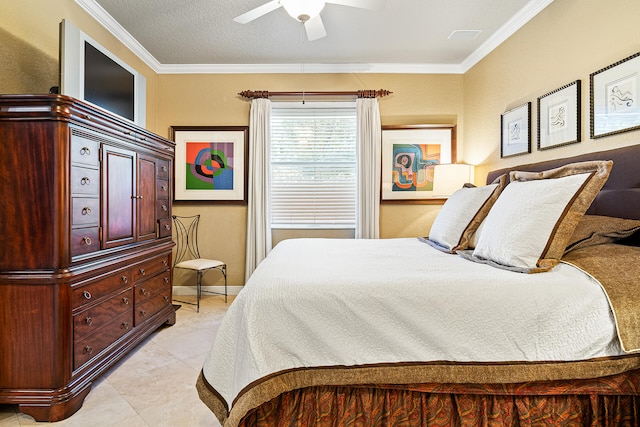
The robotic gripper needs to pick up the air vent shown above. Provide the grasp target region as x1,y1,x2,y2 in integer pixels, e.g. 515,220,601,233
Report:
448,30,482,40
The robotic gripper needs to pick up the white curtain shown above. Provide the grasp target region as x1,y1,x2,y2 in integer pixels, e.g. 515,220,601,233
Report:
245,98,272,280
355,98,381,239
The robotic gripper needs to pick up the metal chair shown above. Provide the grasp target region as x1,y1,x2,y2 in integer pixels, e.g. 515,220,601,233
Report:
172,215,227,312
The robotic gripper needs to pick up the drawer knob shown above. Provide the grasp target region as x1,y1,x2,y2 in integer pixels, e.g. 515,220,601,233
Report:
80,146,91,155
139,268,146,276
121,275,128,283
122,297,130,305
164,295,169,302
85,316,92,325
162,259,168,267
122,322,130,330
161,184,168,191
140,310,147,317
82,236,92,246
162,204,168,211
164,224,171,231
161,166,167,172
80,177,91,185
140,287,148,296
163,277,169,284
81,207,92,215
83,345,93,355
83,290,92,300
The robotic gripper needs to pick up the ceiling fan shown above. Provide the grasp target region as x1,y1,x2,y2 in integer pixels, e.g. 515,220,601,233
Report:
233,0,385,41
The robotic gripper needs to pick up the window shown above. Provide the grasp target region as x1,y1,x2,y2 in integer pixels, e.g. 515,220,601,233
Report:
270,102,357,228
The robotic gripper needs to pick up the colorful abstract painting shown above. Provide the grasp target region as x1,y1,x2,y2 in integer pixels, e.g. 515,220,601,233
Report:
391,143,440,192
185,141,234,190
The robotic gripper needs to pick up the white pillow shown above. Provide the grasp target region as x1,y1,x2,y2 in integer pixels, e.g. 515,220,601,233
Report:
426,182,503,253
467,160,612,273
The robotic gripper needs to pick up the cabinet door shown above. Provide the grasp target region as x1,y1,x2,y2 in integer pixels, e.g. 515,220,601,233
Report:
137,154,157,241
102,145,136,248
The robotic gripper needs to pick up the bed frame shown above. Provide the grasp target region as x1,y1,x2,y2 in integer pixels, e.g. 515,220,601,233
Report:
203,145,640,427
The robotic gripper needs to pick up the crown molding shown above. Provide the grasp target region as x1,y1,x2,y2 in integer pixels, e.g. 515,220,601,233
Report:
75,0,553,75
460,0,555,72
74,0,163,72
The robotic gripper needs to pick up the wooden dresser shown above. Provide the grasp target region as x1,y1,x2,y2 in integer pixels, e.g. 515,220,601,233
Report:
0,95,176,421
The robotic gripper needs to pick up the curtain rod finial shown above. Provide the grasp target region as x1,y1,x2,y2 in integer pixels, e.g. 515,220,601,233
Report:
239,90,270,99
357,89,393,98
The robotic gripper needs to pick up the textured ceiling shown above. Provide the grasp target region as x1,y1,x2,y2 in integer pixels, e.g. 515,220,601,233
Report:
82,0,553,73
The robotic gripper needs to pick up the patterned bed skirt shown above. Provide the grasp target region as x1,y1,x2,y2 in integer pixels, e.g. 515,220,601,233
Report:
238,369,640,426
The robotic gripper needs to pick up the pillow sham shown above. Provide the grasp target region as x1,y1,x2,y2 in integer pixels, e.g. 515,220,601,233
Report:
425,175,506,253
565,214,640,253
465,160,613,273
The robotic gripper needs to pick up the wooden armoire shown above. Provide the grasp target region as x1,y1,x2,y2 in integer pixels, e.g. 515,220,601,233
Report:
0,95,176,421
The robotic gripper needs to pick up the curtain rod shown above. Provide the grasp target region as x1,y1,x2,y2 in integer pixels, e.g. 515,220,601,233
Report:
238,89,392,100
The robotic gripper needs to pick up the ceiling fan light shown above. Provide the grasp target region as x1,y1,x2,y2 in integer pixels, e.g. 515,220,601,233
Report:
281,0,325,22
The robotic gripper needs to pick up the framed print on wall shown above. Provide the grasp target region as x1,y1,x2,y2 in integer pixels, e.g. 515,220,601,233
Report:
170,125,249,203
590,51,640,138
381,124,455,203
501,102,531,158
537,80,581,150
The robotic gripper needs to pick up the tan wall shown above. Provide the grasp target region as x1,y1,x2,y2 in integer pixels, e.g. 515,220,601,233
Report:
158,73,464,286
0,0,160,132
464,0,640,183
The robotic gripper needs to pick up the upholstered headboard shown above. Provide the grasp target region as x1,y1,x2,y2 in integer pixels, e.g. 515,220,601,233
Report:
486,145,640,220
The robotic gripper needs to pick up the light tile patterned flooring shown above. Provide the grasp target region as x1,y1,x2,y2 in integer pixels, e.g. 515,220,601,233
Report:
0,296,231,427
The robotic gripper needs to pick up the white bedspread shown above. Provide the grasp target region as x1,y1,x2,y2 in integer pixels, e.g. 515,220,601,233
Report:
202,238,623,408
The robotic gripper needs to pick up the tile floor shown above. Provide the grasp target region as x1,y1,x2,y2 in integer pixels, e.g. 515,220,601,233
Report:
0,296,231,427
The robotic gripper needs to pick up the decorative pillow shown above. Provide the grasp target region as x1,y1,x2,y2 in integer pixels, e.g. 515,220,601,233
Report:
466,160,613,273
565,215,640,253
425,175,506,253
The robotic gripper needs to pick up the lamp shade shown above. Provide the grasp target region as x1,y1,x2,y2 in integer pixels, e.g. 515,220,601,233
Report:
432,164,475,197
281,0,325,21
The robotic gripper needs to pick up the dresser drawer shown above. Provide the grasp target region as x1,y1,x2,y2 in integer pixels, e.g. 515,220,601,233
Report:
135,272,171,305
74,288,132,341
157,179,169,199
133,254,170,282
71,227,100,256
73,270,133,309
156,200,170,219
74,310,134,370
71,135,100,167
135,292,171,326
71,166,100,196
156,159,169,179
72,197,100,227
158,218,172,238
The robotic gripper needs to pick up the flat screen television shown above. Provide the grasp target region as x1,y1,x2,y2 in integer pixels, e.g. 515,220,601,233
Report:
59,19,146,127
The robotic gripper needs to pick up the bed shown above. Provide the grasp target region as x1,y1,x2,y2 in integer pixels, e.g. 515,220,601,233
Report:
197,145,640,426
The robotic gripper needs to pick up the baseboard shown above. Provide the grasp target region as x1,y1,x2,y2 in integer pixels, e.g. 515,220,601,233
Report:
172,285,243,296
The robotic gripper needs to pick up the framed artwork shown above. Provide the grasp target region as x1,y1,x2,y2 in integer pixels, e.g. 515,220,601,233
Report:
537,80,581,150
501,102,531,158
381,125,455,203
170,126,249,203
590,51,640,138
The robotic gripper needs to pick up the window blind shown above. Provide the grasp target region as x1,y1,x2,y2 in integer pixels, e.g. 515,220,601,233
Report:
271,104,357,228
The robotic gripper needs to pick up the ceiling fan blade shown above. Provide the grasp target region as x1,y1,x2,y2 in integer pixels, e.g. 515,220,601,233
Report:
304,15,327,41
233,0,282,24
325,0,386,10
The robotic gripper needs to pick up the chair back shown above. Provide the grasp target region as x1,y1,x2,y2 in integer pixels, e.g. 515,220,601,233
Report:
172,215,203,266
